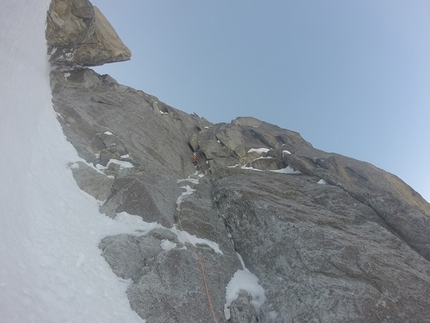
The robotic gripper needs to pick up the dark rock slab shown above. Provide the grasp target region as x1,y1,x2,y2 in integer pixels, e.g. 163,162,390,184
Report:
284,147,430,261
229,291,258,323
212,167,430,322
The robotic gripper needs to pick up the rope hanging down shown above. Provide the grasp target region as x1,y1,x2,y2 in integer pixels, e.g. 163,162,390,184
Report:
176,208,219,323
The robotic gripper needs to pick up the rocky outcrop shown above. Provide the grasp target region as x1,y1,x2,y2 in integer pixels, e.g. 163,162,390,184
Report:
46,0,131,67
50,67,314,225
51,65,430,322
229,291,259,323
47,1,430,322
51,68,212,227
283,147,430,261
98,177,243,323
192,117,312,171
213,167,430,323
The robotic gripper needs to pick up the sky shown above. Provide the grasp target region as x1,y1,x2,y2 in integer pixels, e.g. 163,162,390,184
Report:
93,0,430,202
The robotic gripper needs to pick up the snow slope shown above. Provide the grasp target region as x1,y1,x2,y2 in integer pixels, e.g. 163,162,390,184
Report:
0,1,143,322
0,3,268,321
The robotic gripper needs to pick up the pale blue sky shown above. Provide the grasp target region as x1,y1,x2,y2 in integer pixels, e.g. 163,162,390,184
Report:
92,0,430,202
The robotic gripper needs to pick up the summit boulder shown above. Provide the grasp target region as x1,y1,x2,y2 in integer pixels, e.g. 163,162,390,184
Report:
46,0,131,67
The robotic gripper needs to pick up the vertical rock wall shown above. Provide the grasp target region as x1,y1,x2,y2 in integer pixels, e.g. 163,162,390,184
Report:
46,1,430,322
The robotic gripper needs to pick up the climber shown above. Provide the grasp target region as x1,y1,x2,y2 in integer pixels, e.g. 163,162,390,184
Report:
192,153,199,167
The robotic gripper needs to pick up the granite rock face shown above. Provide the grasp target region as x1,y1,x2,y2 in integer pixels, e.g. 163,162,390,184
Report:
283,148,430,261
213,167,430,322
48,1,430,322
46,0,131,67
229,291,259,323
51,66,430,323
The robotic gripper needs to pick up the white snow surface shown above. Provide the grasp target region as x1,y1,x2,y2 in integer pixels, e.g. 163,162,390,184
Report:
107,159,134,169
254,156,274,160
0,1,144,322
95,159,135,170
177,177,199,185
241,166,263,171
248,147,270,154
114,211,223,255
176,185,196,208
171,226,223,254
224,254,267,320
270,166,302,174
160,239,177,251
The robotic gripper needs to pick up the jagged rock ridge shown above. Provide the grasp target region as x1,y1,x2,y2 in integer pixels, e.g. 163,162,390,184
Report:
47,1,430,322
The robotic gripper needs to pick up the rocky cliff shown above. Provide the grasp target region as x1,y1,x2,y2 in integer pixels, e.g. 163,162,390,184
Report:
47,1,430,322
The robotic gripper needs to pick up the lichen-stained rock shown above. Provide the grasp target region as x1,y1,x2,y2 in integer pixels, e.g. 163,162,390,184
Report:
46,0,131,67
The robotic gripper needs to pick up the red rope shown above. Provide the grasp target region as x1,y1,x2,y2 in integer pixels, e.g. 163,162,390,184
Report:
177,209,219,323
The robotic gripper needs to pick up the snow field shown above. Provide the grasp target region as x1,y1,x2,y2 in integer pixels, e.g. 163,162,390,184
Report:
0,2,267,321
0,1,144,322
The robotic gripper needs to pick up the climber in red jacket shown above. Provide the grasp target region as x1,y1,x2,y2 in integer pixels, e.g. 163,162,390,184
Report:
192,154,199,167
